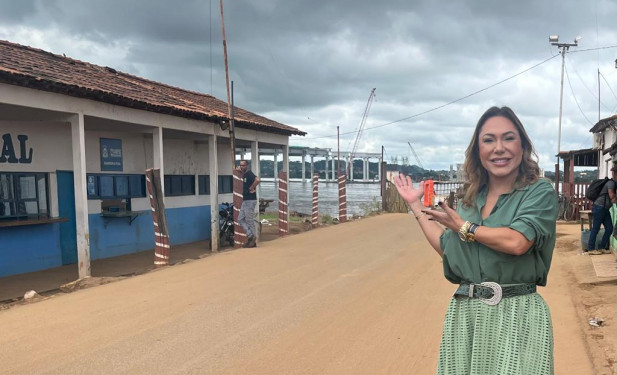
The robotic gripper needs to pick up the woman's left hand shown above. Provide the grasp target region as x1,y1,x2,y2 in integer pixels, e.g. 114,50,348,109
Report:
424,200,465,232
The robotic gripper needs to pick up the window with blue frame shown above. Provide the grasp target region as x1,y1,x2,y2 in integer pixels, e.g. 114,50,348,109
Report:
197,175,233,195
198,175,210,195
218,175,233,194
86,173,146,199
0,172,49,219
164,175,195,196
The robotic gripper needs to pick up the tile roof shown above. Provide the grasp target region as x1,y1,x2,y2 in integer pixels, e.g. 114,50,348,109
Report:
0,40,305,136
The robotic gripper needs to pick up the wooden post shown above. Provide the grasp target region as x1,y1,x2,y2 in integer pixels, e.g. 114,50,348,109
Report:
146,169,170,267
338,173,347,223
233,169,246,247
555,163,560,194
278,171,289,236
312,174,319,226
381,161,387,212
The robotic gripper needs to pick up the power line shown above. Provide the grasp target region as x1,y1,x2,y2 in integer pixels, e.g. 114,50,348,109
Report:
564,62,593,126
568,58,614,112
296,54,560,140
599,71,617,102
570,45,617,53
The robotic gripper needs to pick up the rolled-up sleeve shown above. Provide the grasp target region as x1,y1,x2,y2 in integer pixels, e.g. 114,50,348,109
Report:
509,180,559,251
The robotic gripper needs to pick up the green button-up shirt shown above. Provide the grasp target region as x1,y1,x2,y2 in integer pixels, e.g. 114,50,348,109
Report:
439,178,558,286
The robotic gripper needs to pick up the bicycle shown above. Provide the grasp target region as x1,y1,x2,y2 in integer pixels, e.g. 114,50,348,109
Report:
557,194,578,221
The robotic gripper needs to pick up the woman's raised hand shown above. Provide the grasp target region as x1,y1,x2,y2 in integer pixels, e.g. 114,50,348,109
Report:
393,173,424,206
422,200,465,232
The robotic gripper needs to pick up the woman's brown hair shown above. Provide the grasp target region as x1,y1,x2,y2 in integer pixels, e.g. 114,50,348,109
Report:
461,106,540,207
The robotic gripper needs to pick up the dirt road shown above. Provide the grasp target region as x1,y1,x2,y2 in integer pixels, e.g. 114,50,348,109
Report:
0,214,597,374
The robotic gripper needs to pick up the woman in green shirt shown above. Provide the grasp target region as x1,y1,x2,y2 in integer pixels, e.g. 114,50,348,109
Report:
394,106,558,374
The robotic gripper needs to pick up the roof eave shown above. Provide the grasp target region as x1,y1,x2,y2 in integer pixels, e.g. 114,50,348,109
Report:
0,72,306,136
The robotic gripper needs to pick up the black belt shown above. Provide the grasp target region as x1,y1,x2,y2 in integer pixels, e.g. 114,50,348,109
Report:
454,282,536,305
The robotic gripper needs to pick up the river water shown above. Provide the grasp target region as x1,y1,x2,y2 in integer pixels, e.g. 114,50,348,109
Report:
258,180,383,218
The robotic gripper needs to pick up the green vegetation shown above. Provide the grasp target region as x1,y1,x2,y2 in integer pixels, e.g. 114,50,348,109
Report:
321,214,334,224
359,197,381,216
544,169,598,183
259,212,304,223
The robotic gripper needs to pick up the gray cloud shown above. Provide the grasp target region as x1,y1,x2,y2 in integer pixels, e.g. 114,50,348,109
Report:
0,0,615,170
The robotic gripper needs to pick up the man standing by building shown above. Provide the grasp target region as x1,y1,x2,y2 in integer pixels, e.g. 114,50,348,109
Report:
237,160,260,248
588,165,617,254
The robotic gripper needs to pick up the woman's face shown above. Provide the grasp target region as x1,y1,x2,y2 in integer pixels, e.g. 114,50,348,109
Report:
478,116,523,183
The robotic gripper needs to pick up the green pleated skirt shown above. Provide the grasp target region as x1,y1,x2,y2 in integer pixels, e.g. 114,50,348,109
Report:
437,293,554,375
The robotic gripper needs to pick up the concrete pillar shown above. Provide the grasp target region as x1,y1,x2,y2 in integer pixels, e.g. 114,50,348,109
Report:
69,113,91,279
274,152,279,180
301,151,306,183
324,154,329,182
332,156,336,180
282,144,290,226
208,134,219,252
310,155,314,180
251,141,260,242
349,155,353,181
153,127,164,196
362,158,367,181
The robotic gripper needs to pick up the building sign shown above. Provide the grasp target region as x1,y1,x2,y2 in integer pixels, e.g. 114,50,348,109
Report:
100,138,123,171
87,175,97,197
0,134,33,164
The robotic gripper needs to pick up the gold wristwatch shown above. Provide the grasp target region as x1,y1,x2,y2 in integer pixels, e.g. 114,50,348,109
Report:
458,221,471,242
458,221,479,243
466,223,479,242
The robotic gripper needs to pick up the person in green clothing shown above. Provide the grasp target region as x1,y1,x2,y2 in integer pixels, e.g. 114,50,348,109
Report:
394,106,558,375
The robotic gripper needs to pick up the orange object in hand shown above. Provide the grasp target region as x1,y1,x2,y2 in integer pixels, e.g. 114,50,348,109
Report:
423,179,434,207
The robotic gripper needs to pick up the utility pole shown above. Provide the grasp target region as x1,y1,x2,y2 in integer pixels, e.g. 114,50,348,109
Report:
598,69,601,123
549,35,579,193
220,0,236,171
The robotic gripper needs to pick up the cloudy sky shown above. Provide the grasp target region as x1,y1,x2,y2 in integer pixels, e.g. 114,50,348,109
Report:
1,0,616,171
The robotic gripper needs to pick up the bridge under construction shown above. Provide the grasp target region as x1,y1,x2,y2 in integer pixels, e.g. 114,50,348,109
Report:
235,145,383,183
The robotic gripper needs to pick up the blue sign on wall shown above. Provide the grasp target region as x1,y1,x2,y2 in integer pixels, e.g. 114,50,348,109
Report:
100,138,123,171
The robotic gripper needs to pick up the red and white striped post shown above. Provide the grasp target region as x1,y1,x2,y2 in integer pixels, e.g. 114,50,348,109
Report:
338,173,347,223
278,171,288,236
312,173,319,226
233,169,246,247
145,168,170,267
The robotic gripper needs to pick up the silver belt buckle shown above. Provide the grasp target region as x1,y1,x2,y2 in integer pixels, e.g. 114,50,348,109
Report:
479,282,502,305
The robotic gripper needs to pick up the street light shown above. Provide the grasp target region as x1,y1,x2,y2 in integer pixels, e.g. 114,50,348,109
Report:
549,35,579,193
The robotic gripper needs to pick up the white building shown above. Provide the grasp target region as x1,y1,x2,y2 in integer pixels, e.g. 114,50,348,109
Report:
591,114,617,177
0,40,305,277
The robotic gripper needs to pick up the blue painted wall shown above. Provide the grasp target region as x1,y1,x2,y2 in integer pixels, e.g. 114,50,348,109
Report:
88,205,211,260
0,205,212,277
0,223,63,277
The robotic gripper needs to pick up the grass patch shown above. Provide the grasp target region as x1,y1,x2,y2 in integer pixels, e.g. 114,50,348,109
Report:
260,212,304,223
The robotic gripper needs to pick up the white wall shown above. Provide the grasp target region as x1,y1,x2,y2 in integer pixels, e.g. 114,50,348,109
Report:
0,121,72,172
85,131,150,174
2,117,288,215
600,129,617,178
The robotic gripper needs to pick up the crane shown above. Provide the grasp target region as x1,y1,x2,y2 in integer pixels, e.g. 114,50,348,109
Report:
408,141,424,169
347,88,376,177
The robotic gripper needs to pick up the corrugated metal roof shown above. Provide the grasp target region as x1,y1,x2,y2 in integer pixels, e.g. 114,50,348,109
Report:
589,114,617,133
